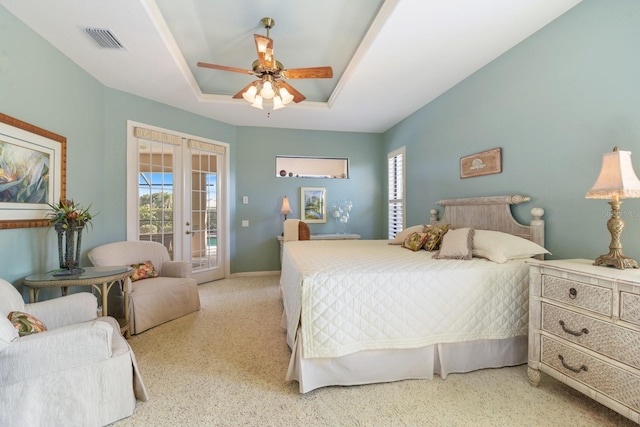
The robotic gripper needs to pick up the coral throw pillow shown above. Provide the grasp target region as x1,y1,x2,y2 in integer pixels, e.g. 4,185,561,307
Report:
8,311,47,336
130,261,159,282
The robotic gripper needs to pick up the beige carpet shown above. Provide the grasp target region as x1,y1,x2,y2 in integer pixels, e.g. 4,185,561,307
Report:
113,275,635,427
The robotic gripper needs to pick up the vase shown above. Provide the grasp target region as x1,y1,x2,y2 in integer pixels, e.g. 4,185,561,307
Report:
54,222,85,276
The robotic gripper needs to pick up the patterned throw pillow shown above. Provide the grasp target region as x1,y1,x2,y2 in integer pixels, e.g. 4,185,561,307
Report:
8,311,47,336
423,224,451,251
130,261,159,282
401,232,429,251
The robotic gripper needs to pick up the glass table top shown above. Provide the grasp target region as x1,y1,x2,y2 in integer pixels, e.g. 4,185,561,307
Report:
25,266,132,282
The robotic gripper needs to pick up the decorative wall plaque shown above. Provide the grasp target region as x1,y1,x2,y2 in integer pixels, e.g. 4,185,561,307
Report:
460,148,502,179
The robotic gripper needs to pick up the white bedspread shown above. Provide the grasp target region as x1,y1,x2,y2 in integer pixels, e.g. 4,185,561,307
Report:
280,240,529,359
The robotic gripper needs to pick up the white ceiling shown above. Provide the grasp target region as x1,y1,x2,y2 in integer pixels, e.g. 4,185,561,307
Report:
1,0,582,133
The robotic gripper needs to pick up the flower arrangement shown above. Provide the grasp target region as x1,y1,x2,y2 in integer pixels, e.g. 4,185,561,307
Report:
47,199,95,230
47,199,96,274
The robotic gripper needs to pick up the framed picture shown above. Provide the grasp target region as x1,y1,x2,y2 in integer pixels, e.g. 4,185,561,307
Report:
0,113,66,229
300,187,327,223
460,147,502,179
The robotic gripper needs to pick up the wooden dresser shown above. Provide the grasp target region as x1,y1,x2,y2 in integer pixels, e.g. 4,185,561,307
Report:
528,259,640,423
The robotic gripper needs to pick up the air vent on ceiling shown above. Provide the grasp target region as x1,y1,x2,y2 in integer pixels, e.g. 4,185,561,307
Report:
81,27,126,50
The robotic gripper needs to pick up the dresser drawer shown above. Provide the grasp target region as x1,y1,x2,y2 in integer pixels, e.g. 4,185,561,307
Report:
621,292,640,327
541,336,640,412
542,275,612,316
542,303,640,370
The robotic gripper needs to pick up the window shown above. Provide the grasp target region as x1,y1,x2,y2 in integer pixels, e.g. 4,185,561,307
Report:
388,147,405,239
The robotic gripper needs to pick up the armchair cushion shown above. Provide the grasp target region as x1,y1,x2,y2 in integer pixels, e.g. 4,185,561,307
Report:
0,319,114,386
161,260,191,278
88,240,170,275
0,278,25,315
7,311,47,336
26,292,98,330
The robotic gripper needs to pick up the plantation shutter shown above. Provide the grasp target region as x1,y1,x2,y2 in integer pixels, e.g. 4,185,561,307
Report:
388,147,405,239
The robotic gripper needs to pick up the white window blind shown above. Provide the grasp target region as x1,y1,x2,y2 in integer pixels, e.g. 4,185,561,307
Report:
388,147,405,239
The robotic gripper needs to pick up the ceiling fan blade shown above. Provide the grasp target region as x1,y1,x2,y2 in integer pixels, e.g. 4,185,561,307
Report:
282,66,333,79
197,62,255,75
279,81,306,103
232,82,258,99
254,34,275,69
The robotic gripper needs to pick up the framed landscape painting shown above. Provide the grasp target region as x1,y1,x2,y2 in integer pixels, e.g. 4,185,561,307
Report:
0,113,66,229
300,186,326,223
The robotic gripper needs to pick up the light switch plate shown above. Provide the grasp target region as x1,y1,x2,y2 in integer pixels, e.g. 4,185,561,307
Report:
242,196,248,204
242,220,249,227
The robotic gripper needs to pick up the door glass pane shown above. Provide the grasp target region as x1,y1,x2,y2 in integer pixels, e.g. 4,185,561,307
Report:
190,150,217,272
138,141,175,259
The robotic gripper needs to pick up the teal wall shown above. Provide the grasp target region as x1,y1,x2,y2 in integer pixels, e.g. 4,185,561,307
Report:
384,0,640,262
235,127,384,272
3,0,640,294
0,7,108,296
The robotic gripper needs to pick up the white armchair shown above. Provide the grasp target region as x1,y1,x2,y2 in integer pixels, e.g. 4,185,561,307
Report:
0,278,148,426
88,240,200,334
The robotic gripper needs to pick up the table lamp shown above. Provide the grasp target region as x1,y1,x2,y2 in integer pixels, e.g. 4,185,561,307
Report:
280,196,292,221
586,147,640,269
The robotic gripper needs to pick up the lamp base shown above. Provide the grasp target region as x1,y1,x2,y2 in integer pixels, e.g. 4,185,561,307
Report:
593,199,639,269
594,250,639,269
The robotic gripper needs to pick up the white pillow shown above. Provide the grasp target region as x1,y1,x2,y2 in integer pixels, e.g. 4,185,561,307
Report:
434,227,474,260
473,230,550,264
388,224,426,245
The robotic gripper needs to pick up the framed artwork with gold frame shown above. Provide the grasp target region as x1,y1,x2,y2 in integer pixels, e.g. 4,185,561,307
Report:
0,113,66,229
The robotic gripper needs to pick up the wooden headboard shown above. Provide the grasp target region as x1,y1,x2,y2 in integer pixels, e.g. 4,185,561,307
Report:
429,195,545,258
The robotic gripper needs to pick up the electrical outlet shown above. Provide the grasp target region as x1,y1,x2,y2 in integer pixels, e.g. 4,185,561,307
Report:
242,220,249,227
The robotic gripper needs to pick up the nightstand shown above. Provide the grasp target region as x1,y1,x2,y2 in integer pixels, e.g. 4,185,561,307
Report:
277,233,361,265
528,259,640,423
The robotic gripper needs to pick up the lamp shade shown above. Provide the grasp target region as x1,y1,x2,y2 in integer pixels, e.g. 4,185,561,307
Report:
250,95,263,110
242,85,257,103
586,147,640,201
260,81,275,100
279,87,294,105
280,196,292,215
273,95,285,110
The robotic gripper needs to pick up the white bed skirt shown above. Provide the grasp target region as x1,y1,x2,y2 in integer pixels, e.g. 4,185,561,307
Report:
286,331,527,393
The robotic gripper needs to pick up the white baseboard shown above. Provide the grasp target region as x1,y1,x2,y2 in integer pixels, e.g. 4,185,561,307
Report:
228,270,280,278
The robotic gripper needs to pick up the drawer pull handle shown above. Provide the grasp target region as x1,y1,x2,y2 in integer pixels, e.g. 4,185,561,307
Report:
558,355,588,374
559,320,589,337
568,288,577,299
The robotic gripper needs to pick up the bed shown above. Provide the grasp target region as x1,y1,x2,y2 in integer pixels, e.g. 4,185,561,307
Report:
280,195,547,393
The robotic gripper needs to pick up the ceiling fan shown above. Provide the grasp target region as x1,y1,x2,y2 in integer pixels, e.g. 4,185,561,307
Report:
197,17,333,110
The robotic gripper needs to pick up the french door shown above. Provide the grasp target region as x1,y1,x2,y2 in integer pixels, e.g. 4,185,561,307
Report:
126,122,227,283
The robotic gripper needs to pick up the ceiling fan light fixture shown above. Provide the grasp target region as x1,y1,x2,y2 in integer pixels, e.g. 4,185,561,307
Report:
260,81,275,99
273,95,285,110
242,85,258,103
197,16,332,112
279,87,294,105
251,95,264,109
